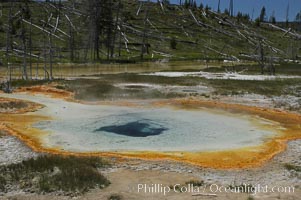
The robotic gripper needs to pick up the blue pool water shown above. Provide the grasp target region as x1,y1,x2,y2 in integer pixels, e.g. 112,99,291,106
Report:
96,120,168,137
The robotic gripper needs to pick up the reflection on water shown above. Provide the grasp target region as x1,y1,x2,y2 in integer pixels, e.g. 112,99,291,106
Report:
0,61,225,80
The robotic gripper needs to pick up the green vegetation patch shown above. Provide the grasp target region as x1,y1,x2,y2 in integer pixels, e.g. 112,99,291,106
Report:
205,78,301,96
11,79,50,88
284,163,301,172
108,194,123,200
203,63,301,76
0,155,110,194
228,184,255,193
0,100,28,110
185,180,205,187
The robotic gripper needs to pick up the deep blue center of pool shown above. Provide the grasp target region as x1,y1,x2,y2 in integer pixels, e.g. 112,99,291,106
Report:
95,121,168,137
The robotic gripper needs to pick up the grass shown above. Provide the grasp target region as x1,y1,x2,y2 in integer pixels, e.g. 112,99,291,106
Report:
247,196,255,200
228,184,255,193
11,79,50,88
203,63,301,76
284,163,301,172
0,155,110,194
205,78,301,97
0,176,6,192
0,100,28,110
185,180,204,187
108,194,123,200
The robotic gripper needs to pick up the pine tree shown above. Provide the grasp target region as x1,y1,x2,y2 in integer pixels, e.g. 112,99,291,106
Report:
193,1,197,9
259,6,266,22
224,8,229,16
199,3,204,10
296,11,301,22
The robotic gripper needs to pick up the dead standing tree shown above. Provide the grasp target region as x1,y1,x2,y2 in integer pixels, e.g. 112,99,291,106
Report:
104,0,114,60
86,0,102,61
20,4,29,80
67,12,75,62
256,40,275,75
257,40,265,74
83,0,122,61
4,1,13,93
140,1,150,60
110,0,122,59
9,2,32,80
42,12,50,80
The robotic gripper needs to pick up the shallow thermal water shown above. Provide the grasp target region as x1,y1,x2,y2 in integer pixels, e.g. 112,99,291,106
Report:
142,71,301,80
0,61,211,80
0,93,277,152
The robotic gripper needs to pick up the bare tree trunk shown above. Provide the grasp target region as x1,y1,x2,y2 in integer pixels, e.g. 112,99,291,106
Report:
268,57,275,75
141,2,150,60
110,0,121,59
6,2,13,92
49,34,53,80
29,18,32,79
106,1,113,60
94,1,101,60
21,14,28,80
43,35,47,80
69,22,74,62
43,24,49,80
118,23,122,57
36,61,39,79
258,41,265,74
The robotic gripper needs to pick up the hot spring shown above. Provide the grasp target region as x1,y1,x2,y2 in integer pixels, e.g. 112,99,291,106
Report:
0,94,278,153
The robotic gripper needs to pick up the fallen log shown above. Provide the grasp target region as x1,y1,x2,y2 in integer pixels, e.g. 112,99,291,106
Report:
22,19,65,41
40,20,71,38
205,45,240,61
264,23,301,39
